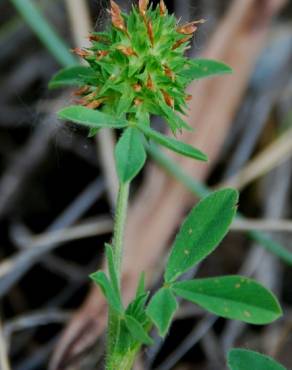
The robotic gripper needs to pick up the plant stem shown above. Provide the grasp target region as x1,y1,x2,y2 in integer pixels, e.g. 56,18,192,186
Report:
106,181,130,369
112,181,130,281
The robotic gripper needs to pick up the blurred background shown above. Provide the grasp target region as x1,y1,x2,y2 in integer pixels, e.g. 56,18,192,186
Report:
0,0,292,369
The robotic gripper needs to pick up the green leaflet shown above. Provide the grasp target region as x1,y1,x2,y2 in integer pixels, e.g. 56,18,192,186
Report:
49,66,95,89
90,271,123,314
228,349,287,370
115,127,147,183
58,105,128,129
172,276,282,324
164,189,238,283
138,124,207,161
179,59,232,82
146,288,178,337
124,315,153,345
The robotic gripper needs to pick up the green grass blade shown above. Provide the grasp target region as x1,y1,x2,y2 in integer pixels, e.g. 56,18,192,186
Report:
10,0,77,67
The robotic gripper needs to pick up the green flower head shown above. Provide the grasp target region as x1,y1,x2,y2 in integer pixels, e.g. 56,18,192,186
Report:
51,0,231,171
71,0,207,134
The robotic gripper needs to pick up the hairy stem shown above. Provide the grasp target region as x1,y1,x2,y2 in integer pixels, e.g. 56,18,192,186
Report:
106,181,130,368
112,181,130,281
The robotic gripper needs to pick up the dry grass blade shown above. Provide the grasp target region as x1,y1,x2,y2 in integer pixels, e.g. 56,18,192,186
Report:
231,218,292,232
0,178,105,296
222,127,292,189
0,319,11,370
25,218,113,250
156,316,217,370
0,218,111,280
64,0,91,50
4,311,72,341
222,160,292,351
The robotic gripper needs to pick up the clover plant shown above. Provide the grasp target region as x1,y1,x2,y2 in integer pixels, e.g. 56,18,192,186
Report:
50,1,283,369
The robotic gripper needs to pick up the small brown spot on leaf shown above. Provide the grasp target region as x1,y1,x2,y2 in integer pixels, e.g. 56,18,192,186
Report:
244,310,251,318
